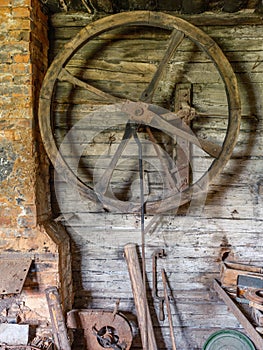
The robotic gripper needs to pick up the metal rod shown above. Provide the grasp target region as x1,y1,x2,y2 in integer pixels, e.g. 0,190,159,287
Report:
133,126,148,349
162,269,177,350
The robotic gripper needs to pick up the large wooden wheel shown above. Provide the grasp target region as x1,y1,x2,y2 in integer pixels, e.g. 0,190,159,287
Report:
39,11,241,214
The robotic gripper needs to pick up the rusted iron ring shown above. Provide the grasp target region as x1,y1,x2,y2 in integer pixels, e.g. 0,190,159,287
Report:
245,288,263,305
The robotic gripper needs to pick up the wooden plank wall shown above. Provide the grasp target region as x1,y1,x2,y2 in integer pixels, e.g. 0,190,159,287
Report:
48,12,263,349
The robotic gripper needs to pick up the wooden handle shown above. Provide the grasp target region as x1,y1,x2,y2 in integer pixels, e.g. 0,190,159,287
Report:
124,243,158,350
162,269,177,350
45,286,71,350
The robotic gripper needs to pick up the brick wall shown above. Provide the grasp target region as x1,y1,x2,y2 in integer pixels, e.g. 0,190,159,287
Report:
0,0,72,339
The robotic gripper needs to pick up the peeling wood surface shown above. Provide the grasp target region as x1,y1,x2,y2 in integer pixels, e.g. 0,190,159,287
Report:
43,0,261,15
49,10,263,26
48,13,263,349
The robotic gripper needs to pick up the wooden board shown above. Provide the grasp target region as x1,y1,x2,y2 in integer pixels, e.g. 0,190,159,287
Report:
47,13,263,349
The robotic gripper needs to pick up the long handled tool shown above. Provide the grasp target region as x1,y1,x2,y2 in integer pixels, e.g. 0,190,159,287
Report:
162,269,177,350
124,243,158,350
45,286,71,350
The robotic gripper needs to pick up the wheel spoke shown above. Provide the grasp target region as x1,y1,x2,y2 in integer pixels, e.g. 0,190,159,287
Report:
94,121,133,196
150,114,199,145
150,115,223,158
58,68,122,103
197,138,222,158
140,29,184,103
123,100,220,157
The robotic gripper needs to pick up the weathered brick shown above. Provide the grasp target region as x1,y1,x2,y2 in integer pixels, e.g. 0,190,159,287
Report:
12,6,30,18
0,0,72,334
0,217,12,226
0,106,32,120
0,0,11,6
11,99,32,112
2,42,30,53
8,17,31,30
11,62,31,74
13,53,30,63
0,7,11,23
11,84,31,97
10,119,31,129
0,65,13,77
12,74,30,85
0,86,11,97
0,74,12,83
17,214,37,228
0,98,12,111
12,0,31,6
2,129,16,140
11,30,30,42
0,52,12,64
0,7,11,14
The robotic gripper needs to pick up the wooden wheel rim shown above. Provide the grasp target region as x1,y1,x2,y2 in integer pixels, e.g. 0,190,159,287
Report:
38,11,241,213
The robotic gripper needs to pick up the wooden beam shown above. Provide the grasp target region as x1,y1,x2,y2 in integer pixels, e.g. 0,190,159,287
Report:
213,279,263,350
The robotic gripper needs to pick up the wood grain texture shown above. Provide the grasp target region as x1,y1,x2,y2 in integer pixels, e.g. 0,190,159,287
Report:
47,12,263,349
124,243,158,350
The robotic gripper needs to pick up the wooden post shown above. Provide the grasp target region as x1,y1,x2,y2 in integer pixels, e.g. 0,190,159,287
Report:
124,243,158,350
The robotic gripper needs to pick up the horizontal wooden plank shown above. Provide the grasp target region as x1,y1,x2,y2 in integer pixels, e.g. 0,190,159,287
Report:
61,213,263,234
50,10,263,28
52,79,262,116
52,173,263,219
50,12,263,32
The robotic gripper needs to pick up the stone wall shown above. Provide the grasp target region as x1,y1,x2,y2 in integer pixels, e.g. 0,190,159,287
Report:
0,0,72,340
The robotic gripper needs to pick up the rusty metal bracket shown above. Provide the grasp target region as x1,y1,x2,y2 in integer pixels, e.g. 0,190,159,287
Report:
152,249,165,321
92,325,125,349
0,258,32,295
67,309,133,350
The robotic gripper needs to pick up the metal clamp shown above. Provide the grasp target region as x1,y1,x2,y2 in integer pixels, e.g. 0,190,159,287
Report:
152,249,165,321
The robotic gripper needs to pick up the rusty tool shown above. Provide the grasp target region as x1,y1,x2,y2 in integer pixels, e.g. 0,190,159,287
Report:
67,309,132,350
92,325,125,349
162,269,177,350
124,243,158,350
152,248,165,321
213,279,263,350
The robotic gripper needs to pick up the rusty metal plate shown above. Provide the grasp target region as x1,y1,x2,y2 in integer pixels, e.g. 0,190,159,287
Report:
0,258,32,294
67,309,133,349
